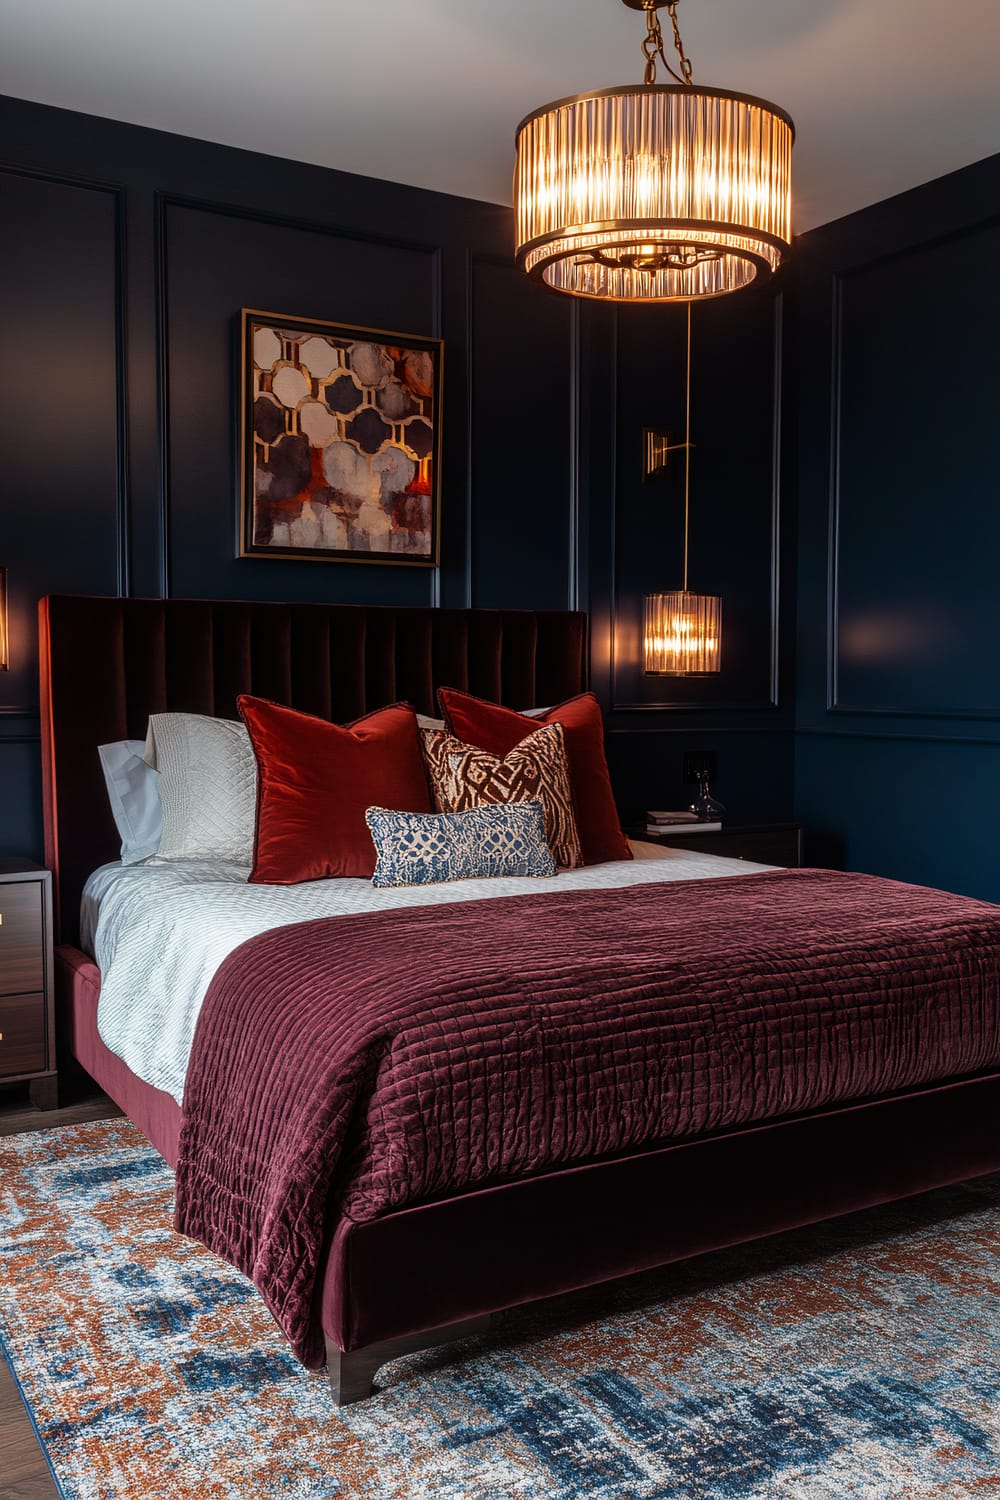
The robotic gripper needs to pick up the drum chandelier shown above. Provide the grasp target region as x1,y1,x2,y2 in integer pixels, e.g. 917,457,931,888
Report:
514,0,794,303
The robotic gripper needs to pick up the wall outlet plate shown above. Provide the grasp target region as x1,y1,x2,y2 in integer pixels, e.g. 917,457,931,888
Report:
683,749,717,785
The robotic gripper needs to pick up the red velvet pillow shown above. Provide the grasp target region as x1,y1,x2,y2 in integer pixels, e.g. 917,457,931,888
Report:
436,688,631,867
238,696,432,883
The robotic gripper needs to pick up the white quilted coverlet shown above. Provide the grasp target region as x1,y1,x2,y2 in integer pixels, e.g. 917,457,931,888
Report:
90,842,772,1105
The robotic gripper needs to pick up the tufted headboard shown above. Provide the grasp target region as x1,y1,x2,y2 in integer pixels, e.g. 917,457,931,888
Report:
39,595,587,946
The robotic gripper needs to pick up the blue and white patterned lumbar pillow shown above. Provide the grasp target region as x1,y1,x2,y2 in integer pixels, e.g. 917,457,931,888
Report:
366,800,556,888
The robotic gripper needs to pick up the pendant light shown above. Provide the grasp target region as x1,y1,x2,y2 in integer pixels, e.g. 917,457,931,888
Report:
514,0,794,303
644,305,721,674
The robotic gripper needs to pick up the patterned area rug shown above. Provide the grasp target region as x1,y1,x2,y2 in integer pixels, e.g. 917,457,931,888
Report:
0,1120,998,1500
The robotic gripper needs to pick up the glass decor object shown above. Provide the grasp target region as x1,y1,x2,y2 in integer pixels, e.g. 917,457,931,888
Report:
690,769,726,820
644,590,721,675
514,0,794,303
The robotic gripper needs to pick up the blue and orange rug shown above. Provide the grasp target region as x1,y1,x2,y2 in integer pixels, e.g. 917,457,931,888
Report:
0,1118,997,1498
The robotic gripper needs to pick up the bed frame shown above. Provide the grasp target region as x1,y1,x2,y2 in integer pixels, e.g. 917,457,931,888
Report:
39,594,1000,1404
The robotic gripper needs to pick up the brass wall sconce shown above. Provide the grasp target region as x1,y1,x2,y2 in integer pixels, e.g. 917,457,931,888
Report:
642,429,674,482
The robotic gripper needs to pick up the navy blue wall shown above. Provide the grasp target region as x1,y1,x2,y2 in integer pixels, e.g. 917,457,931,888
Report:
0,92,795,861
792,153,1000,896
0,96,576,858
7,95,994,883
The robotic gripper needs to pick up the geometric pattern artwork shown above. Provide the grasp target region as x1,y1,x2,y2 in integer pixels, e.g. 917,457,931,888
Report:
366,800,555,887
2,1118,998,1500
238,309,442,566
421,722,584,869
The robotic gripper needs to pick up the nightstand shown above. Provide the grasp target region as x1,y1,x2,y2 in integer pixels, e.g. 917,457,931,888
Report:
636,822,804,868
0,861,57,1110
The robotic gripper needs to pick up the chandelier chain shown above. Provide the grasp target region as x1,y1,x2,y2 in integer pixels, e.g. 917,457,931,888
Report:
640,2,694,87
666,3,694,85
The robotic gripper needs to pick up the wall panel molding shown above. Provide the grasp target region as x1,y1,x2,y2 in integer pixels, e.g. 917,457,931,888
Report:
592,306,620,708
157,189,447,253
0,92,588,859
462,248,475,607
0,708,39,741
154,190,170,597
767,292,784,708
466,251,578,611
0,704,40,747
826,214,1000,720
610,291,784,714
428,244,444,609
0,162,123,784
567,300,582,611
793,152,1000,903
0,163,128,596
799,726,1000,747
160,198,444,607
607,725,793,738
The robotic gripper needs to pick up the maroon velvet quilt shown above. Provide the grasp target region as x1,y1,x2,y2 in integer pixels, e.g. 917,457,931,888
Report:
174,868,1000,1366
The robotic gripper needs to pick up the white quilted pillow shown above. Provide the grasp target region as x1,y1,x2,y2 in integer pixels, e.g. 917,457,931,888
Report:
143,713,257,864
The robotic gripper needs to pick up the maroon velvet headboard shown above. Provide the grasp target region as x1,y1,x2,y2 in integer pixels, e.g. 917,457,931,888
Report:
39,595,588,947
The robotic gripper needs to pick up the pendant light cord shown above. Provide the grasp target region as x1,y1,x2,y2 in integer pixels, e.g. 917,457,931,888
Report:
683,300,692,592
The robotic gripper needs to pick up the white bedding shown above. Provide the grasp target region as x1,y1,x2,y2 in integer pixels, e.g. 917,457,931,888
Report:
87,841,773,1106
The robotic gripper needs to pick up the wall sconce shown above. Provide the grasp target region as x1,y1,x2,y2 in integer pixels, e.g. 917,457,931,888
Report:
642,428,673,481
643,305,722,676
0,568,8,672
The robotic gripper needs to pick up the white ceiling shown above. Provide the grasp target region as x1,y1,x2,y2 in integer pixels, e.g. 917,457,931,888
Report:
0,0,997,231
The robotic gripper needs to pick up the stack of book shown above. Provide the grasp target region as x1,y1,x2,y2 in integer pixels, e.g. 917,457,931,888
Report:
646,809,722,836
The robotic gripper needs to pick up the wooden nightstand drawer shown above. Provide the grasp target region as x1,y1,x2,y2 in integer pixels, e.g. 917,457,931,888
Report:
0,992,46,1078
703,829,802,867
638,824,803,868
0,883,45,995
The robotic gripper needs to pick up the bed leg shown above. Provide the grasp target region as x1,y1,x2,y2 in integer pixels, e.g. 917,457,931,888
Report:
326,1343,383,1406
29,1073,59,1110
325,1314,492,1406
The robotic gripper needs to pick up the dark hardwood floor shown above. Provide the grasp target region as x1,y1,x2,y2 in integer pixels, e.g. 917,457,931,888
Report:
0,1084,122,1138
0,1081,122,1498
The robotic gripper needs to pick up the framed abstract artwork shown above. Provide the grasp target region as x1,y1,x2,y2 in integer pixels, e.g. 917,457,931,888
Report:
238,309,443,566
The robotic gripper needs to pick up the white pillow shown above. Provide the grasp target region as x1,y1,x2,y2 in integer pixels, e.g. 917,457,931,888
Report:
98,740,163,865
143,713,257,864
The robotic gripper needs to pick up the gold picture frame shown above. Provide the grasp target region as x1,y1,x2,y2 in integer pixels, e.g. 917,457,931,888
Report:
238,308,443,566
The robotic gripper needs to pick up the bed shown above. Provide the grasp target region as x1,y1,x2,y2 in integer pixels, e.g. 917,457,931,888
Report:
40,594,1000,1405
